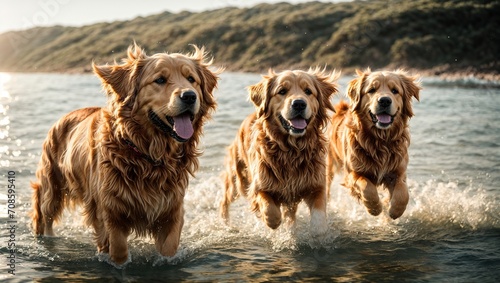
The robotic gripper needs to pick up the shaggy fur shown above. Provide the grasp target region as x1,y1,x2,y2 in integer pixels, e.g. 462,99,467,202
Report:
31,44,220,264
326,69,420,219
221,69,338,232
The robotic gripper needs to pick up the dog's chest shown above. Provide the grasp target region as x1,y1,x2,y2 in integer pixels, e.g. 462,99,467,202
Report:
97,161,188,220
254,148,323,196
123,178,184,224
349,139,405,183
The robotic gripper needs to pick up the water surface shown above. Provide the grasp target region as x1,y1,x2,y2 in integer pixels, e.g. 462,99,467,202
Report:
0,72,499,282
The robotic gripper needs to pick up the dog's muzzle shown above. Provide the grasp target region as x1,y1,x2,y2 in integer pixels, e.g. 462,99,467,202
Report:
370,96,395,129
148,90,198,142
279,99,309,135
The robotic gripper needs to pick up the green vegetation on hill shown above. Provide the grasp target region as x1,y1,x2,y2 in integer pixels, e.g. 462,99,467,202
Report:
0,0,498,76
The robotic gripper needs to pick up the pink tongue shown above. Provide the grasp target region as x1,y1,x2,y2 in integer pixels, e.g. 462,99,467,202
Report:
377,114,391,123
289,118,307,129
173,114,194,140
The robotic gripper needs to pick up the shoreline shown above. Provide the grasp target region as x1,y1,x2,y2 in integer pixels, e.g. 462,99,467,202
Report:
414,68,500,83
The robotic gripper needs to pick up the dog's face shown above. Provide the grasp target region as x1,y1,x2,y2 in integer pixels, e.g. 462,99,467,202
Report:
348,69,420,130
137,52,210,142
93,44,219,142
249,69,338,137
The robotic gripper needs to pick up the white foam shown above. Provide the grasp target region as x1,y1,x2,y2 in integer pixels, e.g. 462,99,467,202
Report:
97,252,131,269
404,179,499,229
181,174,499,252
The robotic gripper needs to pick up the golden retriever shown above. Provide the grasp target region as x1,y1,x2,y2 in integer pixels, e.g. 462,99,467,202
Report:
220,69,338,233
31,44,220,265
326,69,420,219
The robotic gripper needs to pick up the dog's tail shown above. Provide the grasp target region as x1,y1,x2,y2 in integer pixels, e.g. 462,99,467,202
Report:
334,100,350,116
31,181,44,235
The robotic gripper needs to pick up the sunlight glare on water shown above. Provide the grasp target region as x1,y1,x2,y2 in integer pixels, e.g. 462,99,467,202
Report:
0,73,11,99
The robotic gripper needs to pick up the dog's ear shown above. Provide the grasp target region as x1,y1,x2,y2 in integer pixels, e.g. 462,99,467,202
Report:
400,72,421,102
93,43,147,101
398,70,421,118
248,81,265,106
347,68,369,112
248,69,275,117
248,80,266,117
309,67,339,118
320,69,340,113
189,45,221,118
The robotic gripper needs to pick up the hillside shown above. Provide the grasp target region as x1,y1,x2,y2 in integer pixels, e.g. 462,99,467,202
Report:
0,0,499,79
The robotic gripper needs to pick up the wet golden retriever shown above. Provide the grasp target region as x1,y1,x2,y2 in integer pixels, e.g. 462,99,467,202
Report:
220,69,338,233
31,44,219,265
326,69,420,219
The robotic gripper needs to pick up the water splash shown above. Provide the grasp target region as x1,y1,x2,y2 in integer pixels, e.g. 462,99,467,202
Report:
405,179,499,229
8,171,499,269
97,252,131,269
180,174,499,256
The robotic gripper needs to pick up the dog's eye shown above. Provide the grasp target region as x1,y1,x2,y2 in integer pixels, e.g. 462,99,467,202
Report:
367,88,376,94
304,88,312,95
154,77,167,85
391,88,399,94
187,76,196,83
278,88,287,95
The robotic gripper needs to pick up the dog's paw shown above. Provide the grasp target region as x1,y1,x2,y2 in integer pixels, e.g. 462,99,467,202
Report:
388,204,407,219
310,208,328,236
365,201,383,216
263,214,282,230
97,251,131,269
388,187,409,219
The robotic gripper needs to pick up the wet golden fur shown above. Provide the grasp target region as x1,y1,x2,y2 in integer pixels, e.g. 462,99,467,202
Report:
221,69,338,232
326,69,420,219
31,44,219,264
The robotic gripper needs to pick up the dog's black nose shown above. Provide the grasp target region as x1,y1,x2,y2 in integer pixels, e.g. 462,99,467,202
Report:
291,99,307,111
180,91,197,105
378,97,392,108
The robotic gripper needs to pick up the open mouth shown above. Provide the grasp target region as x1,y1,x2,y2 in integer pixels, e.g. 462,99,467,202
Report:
369,110,395,129
279,114,309,135
148,110,195,142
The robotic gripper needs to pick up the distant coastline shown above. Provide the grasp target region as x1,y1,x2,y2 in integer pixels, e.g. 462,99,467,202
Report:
0,0,498,82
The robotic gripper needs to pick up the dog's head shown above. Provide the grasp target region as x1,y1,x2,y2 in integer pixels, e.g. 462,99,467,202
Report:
347,68,420,130
249,69,338,137
93,43,220,143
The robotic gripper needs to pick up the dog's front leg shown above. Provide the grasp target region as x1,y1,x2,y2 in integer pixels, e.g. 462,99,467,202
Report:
281,202,299,229
155,212,184,258
220,171,234,224
108,225,130,265
305,189,327,236
348,174,382,216
255,191,281,229
388,176,409,219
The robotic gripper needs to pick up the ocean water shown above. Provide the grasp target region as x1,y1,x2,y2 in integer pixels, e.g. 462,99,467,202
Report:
0,72,499,282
